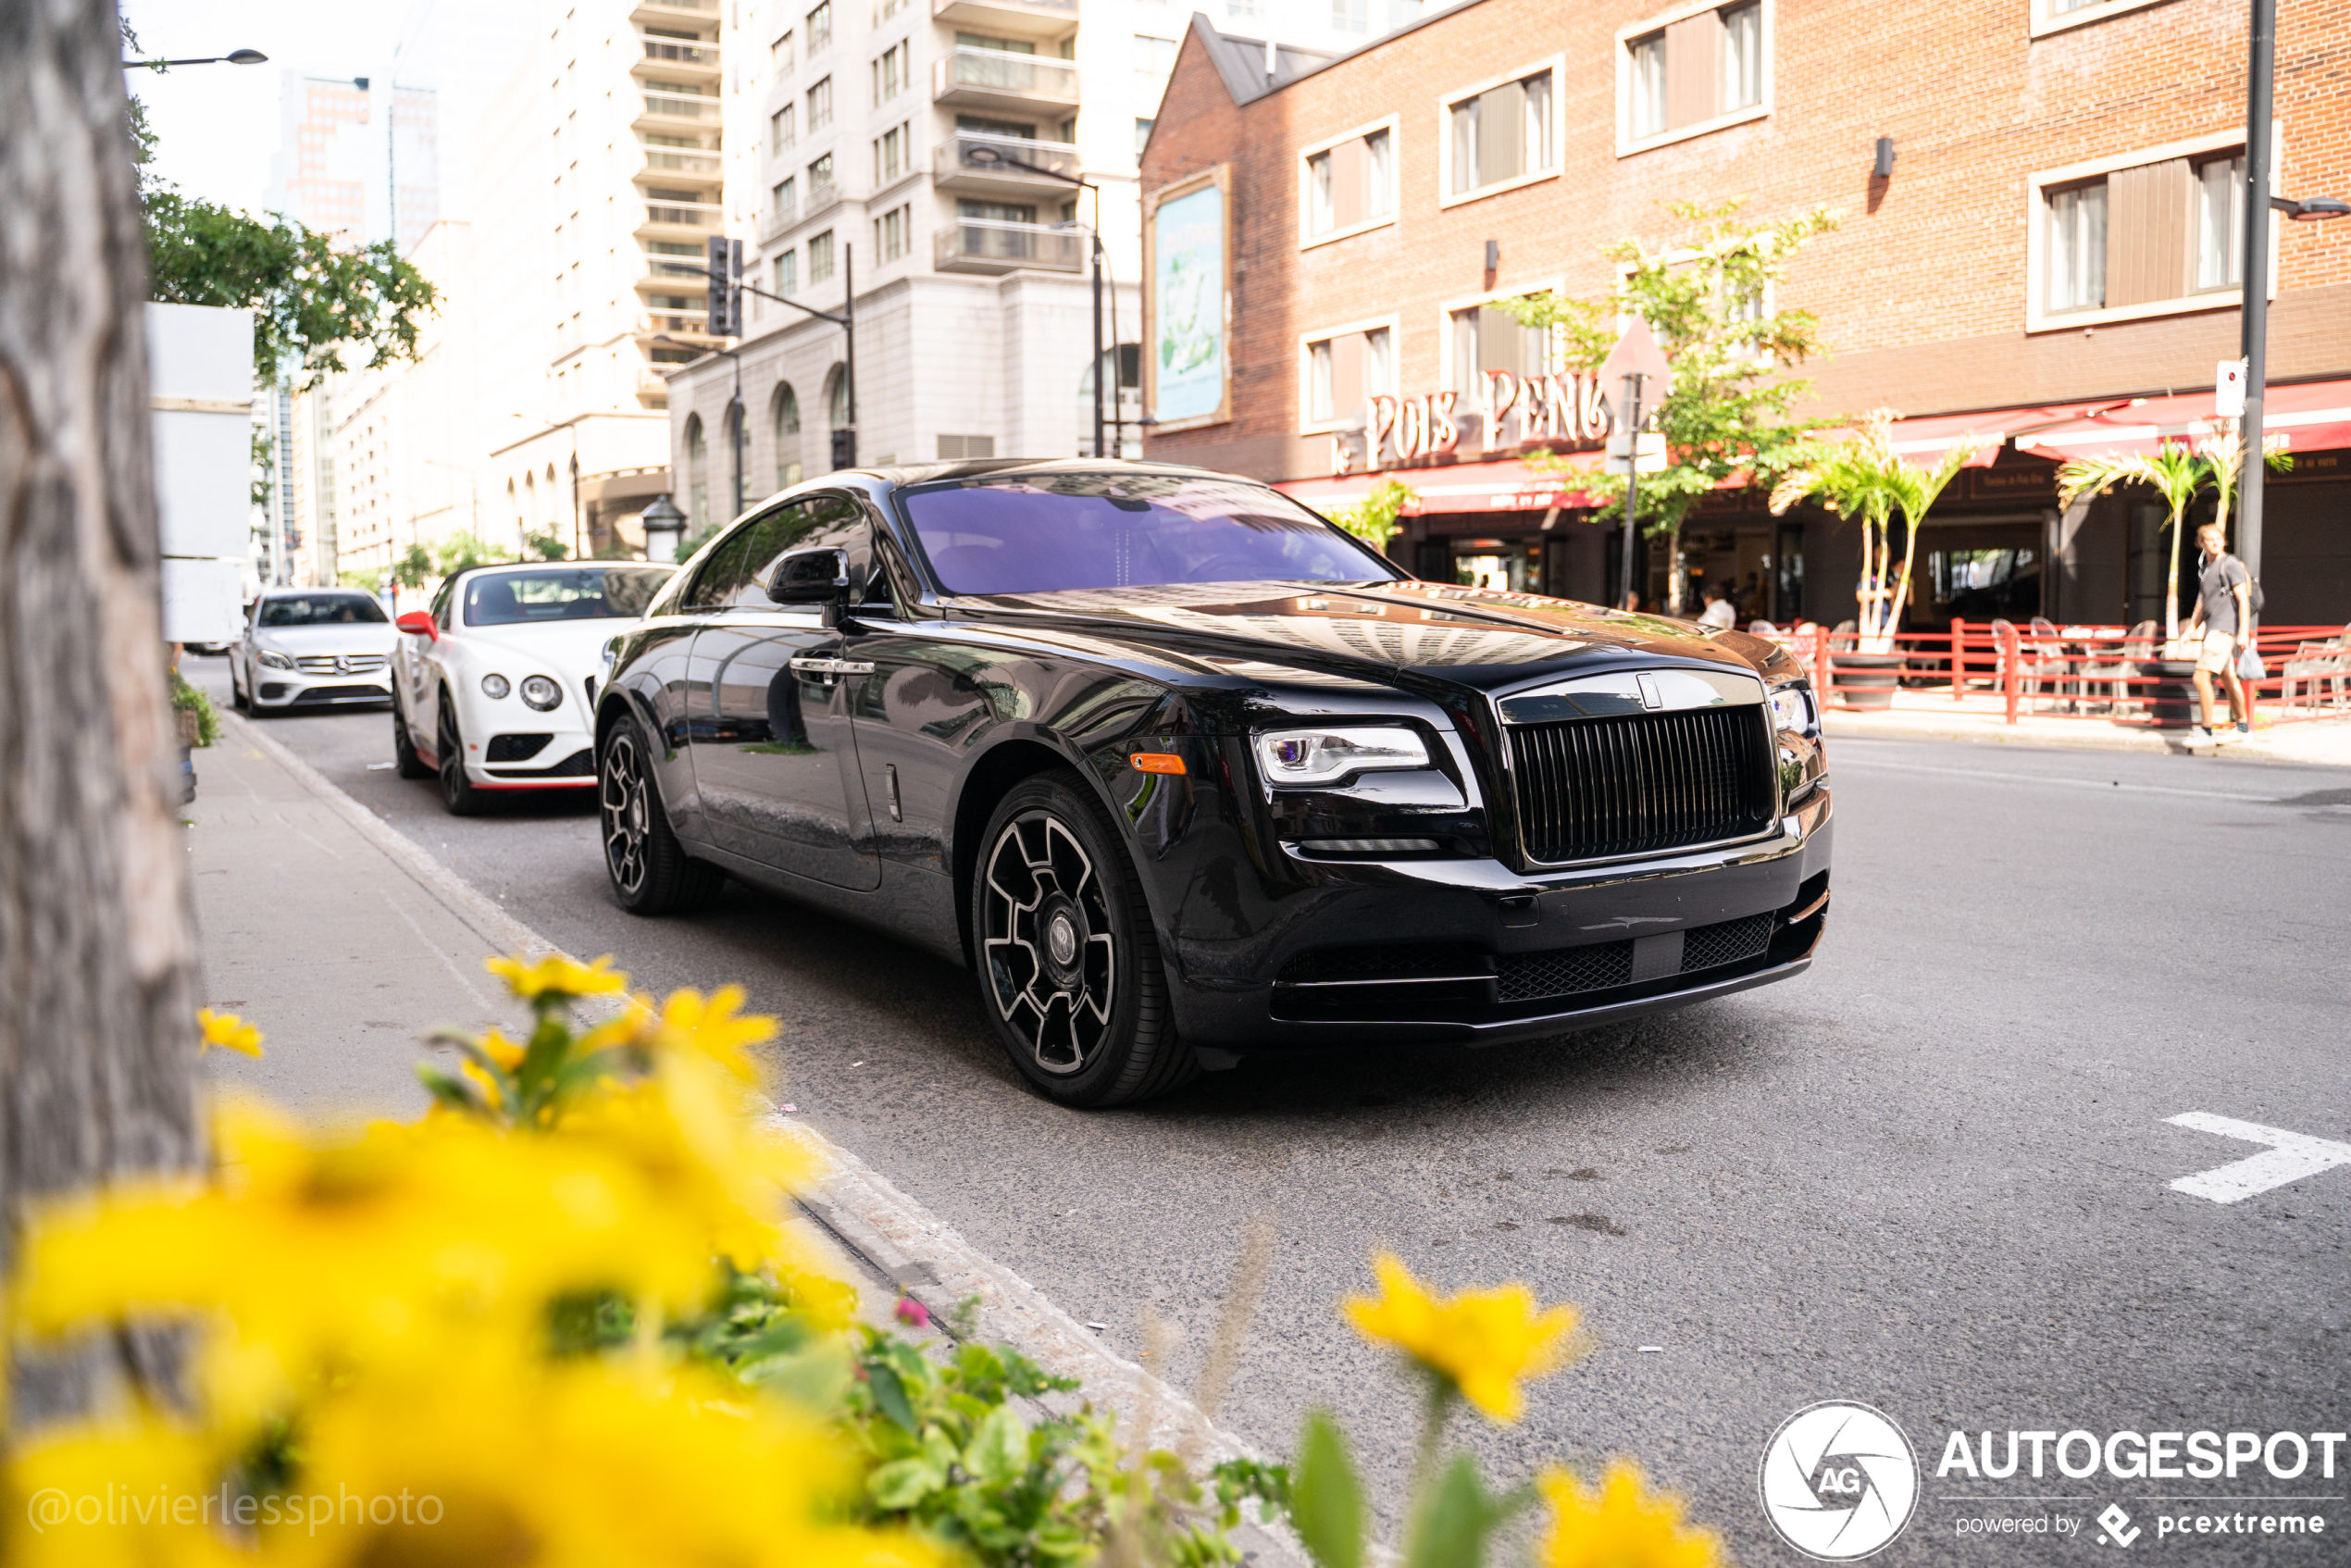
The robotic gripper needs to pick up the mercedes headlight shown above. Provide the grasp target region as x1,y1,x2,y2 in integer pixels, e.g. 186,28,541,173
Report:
1769,685,1816,734
257,650,294,670
480,673,511,700
1252,726,1429,788
519,674,563,712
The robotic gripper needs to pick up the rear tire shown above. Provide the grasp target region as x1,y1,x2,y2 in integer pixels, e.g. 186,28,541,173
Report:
436,691,485,815
598,714,725,914
392,696,432,778
971,771,1197,1108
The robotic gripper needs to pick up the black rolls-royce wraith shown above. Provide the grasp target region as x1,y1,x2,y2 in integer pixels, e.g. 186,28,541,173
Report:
594,461,1830,1106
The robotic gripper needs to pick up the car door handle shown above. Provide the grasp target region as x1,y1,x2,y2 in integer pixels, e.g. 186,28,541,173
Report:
788,656,877,675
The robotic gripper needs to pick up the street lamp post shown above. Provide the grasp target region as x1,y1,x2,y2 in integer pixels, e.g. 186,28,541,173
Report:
964,144,1109,458
122,48,267,68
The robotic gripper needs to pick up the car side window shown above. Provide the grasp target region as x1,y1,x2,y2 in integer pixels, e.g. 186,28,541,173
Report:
685,508,800,609
742,495,896,613
429,577,458,631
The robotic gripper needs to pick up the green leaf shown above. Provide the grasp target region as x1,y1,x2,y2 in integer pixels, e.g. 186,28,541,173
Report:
742,1343,852,1412
868,1455,947,1511
866,1361,918,1432
1404,1457,1531,1568
964,1404,1028,1486
1290,1411,1364,1568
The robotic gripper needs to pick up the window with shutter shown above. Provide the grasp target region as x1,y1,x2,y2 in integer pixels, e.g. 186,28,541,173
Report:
2029,135,2250,330
1300,322,1398,430
1437,62,1562,204
1299,118,1399,244
1619,0,1772,154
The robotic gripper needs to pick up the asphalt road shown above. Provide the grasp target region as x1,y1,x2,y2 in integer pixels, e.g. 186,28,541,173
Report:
186,657,2351,1565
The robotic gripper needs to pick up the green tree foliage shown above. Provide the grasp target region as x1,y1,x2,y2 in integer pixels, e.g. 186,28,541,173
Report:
525,529,571,561
389,545,435,591
434,534,505,577
1325,479,1417,555
1503,200,1835,614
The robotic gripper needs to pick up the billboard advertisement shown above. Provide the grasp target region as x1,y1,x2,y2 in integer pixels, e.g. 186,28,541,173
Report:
1145,167,1230,432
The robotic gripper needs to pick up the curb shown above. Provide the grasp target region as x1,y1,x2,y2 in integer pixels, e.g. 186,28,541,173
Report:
216,708,1301,1562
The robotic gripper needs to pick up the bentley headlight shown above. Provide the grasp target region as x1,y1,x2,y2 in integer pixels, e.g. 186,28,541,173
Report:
481,673,511,700
1769,685,1815,735
519,675,563,712
1253,726,1429,788
257,650,294,670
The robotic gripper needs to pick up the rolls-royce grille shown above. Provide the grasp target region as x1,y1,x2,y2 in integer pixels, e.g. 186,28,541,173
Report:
1493,941,1634,1002
1506,706,1776,865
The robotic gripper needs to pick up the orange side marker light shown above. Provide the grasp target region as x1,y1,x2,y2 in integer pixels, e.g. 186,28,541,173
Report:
1130,752,1187,776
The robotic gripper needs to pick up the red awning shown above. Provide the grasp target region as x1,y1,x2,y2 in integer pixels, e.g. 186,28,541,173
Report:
2009,378,2351,461
1277,450,1607,516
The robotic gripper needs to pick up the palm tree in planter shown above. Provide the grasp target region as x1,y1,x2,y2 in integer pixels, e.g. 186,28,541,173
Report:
1770,410,1987,666
2054,442,2209,642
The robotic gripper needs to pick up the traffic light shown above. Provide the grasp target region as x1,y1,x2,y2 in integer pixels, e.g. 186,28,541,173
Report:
830,429,855,469
703,235,742,338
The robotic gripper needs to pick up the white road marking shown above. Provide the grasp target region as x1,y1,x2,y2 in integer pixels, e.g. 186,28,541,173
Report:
2165,1113,2351,1203
1830,755,2282,803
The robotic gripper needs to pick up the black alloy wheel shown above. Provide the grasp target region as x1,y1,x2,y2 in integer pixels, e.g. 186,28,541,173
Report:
598,715,725,915
436,691,484,815
972,772,1196,1108
391,695,432,778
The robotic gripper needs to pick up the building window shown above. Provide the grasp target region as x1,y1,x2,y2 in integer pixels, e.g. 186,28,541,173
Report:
1135,118,1155,158
773,383,803,490
770,106,794,155
1303,122,1396,241
1621,1,1771,152
1444,66,1557,201
808,77,832,131
877,204,910,262
1448,301,1551,393
875,123,907,183
1132,35,1177,76
1304,325,1393,426
1332,0,1367,31
810,230,836,281
772,175,796,222
2196,153,2245,291
1227,0,1263,17
2046,182,2108,313
806,1,832,54
808,152,834,197
873,41,908,105
774,249,798,296
772,31,794,73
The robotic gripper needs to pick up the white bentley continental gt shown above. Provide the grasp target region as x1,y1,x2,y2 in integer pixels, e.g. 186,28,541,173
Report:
391,562,676,815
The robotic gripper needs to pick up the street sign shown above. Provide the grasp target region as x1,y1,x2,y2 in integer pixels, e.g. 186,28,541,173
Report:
1598,317,1671,398
2215,359,2246,419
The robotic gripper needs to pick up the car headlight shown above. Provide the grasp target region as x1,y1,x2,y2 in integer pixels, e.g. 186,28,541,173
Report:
1769,685,1815,734
481,673,511,700
1252,726,1430,788
519,674,563,712
257,650,294,670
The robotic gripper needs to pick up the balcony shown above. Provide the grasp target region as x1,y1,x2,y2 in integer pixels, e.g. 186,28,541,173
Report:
631,0,714,20
635,90,720,130
635,34,720,76
930,0,1076,41
931,45,1078,115
640,149,721,186
636,200,722,236
934,218,1085,275
934,131,1081,194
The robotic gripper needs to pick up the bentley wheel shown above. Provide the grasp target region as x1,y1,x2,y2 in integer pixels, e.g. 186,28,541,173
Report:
436,691,484,816
392,697,432,778
972,773,1196,1108
599,715,724,915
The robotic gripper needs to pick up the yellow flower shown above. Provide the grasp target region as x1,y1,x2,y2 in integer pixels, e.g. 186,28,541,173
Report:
1341,1251,1581,1423
641,985,777,1083
486,952,628,1000
196,1007,263,1058
1536,1462,1723,1568
476,1027,527,1070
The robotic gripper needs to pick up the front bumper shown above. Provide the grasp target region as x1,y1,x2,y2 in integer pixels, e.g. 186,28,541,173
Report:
1163,784,1832,1052
253,671,392,708
463,725,598,790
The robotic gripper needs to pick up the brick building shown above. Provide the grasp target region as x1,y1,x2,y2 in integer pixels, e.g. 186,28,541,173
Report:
1138,0,2351,629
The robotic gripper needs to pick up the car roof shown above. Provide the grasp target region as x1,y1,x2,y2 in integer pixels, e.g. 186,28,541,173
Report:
843,456,1224,489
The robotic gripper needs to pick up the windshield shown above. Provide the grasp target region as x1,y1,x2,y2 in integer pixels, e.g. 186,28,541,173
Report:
463,567,674,626
258,593,388,627
897,472,1398,595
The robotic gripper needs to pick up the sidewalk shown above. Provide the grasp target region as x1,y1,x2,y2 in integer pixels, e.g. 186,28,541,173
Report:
1821,696,2351,764
187,710,1297,1559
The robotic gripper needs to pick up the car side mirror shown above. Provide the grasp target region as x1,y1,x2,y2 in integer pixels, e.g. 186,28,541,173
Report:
767,547,850,607
395,611,437,640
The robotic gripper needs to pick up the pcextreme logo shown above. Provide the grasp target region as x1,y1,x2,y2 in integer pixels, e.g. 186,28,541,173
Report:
1760,1400,1922,1560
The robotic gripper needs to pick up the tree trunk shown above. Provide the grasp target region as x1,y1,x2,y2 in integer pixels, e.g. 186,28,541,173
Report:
0,0,205,1425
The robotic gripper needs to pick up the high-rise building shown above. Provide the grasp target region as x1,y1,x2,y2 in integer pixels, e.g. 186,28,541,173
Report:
665,0,1425,531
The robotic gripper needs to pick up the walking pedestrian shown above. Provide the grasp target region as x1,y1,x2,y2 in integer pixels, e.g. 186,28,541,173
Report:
2182,521,2253,742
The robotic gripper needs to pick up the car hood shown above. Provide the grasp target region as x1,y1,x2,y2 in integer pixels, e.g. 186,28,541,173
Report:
255,624,397,654
448,618,641,677
942,580,1782,694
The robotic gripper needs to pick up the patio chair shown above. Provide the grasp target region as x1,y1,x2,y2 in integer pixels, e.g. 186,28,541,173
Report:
1828,618,1858,653
2281,622,2351,713
1748,620,1778,637
2023,616,2080,710
2077,620,2158,714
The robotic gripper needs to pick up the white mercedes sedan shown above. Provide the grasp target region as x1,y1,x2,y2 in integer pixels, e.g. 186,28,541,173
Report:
391,562,675,815
230,589,399,713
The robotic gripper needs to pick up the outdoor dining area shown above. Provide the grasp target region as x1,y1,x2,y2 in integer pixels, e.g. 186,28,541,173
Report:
1748,617,2351,728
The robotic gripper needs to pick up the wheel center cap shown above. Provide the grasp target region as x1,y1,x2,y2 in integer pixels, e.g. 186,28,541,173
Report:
1046,911,1078,965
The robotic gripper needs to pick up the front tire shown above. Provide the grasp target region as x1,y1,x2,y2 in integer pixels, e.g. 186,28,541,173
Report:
392,696,432,778
436,691,485,815
971,772,1196,1108
230,661,251,713
598,714,725,914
